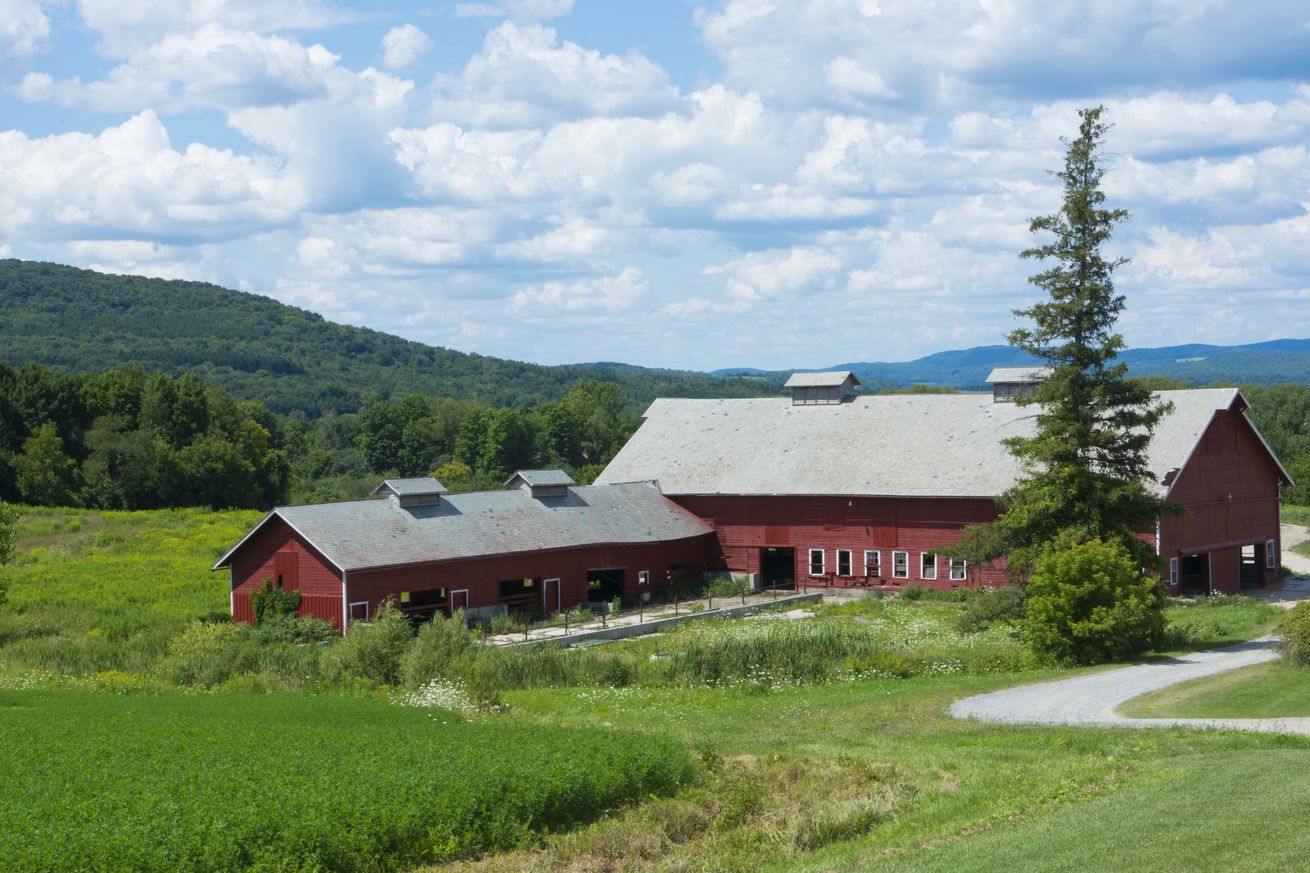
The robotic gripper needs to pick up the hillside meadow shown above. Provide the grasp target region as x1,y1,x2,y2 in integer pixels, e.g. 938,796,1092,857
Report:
1,505,1308,872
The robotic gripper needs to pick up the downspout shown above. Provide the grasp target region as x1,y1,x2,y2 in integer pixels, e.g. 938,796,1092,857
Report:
341,570,348,635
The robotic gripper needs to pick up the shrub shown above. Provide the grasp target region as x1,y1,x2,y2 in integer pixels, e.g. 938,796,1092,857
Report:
956,586,1026,633
899,585,923,601
249,578,300,626
1278,600,1310,664
254,613,336,644
708,574,750,598
319,600,413,686
399,611,474,689
161,621,257,687
1022,538,1165,665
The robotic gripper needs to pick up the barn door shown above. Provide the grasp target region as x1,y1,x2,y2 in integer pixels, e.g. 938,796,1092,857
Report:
273,550,299,591
448,589,469,616
543,578,561,614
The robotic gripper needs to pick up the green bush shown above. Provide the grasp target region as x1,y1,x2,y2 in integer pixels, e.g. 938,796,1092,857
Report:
956,586,1026,633
1278,600,1310,664
249,577,300,625
708,574,750,598
319,600,413,686
900,584,923,601
161,621,258,687
253,613,336,644
1023,538,1166,665
399,611,474,690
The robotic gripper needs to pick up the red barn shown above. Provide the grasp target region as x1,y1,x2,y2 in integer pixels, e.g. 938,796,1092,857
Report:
595,371,1293,596
213,473,718,631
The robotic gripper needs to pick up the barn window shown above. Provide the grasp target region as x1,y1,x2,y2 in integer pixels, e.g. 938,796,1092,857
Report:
892,550,908,578
638,570,650,586
808,548,825,575
837,549,852,576
1266,540,1277,570
864,550,881,577
1169,557,1180,587
949,558,967,582
348,601,369,623
921,553,938,580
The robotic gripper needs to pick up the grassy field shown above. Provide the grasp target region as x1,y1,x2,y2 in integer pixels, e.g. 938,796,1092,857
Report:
0,507,259,675
0,506,1302,872
1121,659,1310,719
0,688,694,872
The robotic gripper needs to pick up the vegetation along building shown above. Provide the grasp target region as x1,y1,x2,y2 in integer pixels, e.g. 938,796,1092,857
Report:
214,473,718,631
595,371,1293,598
216,370,1292,631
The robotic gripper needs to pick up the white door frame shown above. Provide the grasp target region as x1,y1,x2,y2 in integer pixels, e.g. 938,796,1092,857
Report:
543,577,561,613
449,588,470,614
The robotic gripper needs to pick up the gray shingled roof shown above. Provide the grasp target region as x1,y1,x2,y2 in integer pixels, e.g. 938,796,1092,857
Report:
594,389,1249,499
214,482,713,572
985,366,1050,384
371,477,448,497
784,371,859,388
505,469,576,488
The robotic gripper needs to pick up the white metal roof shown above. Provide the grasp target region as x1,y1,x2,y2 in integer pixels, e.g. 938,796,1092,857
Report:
784,371,860,388
594,389,1254,499
214,481,713,572
371,477,448,497
505,469,576,488
985,366,1050,384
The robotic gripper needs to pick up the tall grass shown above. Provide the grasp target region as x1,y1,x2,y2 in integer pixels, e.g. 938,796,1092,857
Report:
0,507,260,676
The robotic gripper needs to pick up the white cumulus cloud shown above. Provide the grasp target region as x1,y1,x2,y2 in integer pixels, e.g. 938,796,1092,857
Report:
381,24,433,71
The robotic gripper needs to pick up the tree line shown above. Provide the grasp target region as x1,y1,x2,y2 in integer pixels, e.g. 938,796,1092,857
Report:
0,360,643,510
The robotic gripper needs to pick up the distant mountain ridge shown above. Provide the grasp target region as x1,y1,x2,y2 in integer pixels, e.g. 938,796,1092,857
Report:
0,260,778,417
713,340,1310,388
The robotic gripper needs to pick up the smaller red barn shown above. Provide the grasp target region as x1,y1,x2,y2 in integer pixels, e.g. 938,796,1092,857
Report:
213,472,718,632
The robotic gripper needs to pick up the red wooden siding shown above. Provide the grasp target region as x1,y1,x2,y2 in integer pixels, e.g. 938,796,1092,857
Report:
344,534,719,623
1159,408,1285,594
674,495,1007,591
229,516,344,630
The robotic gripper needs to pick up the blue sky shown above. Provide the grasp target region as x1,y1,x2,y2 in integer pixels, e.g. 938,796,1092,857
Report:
3,1,1310,371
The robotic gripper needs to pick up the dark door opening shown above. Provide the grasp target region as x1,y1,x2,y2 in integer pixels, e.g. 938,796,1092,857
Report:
760,547,796,589
586,568,625,602
1180,554,1206,595
1240,544,1263,590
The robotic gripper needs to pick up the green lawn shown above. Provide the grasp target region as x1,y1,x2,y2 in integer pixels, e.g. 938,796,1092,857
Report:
0,689,694,872
1120,659,1310,719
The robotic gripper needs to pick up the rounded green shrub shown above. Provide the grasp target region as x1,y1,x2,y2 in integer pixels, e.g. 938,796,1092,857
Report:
319,600,414,686
1277,600,1310,664
1022,538,1165,665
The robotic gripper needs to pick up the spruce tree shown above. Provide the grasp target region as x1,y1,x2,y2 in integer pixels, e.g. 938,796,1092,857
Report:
961,106,1173,578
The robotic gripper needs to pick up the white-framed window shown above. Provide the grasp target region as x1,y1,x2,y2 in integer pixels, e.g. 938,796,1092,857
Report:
836,549,852,576
808,548,825,575
920,552,938,581
348,601,369,623
892,550,909,578
1266,539,1277,570
638,570,650,586
949,558,967,582
864,549,881,577
1169,557,1180,587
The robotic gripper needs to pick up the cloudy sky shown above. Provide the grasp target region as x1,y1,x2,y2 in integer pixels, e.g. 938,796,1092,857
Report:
3,1,1310,370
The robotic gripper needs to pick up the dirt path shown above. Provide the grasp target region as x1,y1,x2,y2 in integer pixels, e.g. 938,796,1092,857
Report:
1283,522,1310,577
950,637,1310,736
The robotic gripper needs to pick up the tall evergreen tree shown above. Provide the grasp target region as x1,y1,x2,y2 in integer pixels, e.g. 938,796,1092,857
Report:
959,106,1172,578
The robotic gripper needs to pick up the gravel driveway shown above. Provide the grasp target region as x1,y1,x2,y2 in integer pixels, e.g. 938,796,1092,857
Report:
950,637,1310,736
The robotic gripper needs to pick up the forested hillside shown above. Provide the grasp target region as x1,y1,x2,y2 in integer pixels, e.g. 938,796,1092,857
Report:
0,260,777,417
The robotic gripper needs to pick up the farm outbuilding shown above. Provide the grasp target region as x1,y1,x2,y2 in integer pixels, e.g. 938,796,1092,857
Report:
595,373,1293,596
214,475,718,631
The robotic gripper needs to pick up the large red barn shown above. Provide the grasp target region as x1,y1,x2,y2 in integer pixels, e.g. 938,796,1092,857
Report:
214,473,718,631
595,371,1293,596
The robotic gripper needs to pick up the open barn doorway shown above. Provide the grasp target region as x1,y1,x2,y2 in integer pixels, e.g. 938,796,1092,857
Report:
586,568,625,602
1240,544,1263,590
760,547,796,589
1179,554,1207,595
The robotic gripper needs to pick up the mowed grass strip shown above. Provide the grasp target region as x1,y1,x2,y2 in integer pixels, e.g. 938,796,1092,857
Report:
1120,659,1310,719
856,747,1310,873
0,689,696,873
